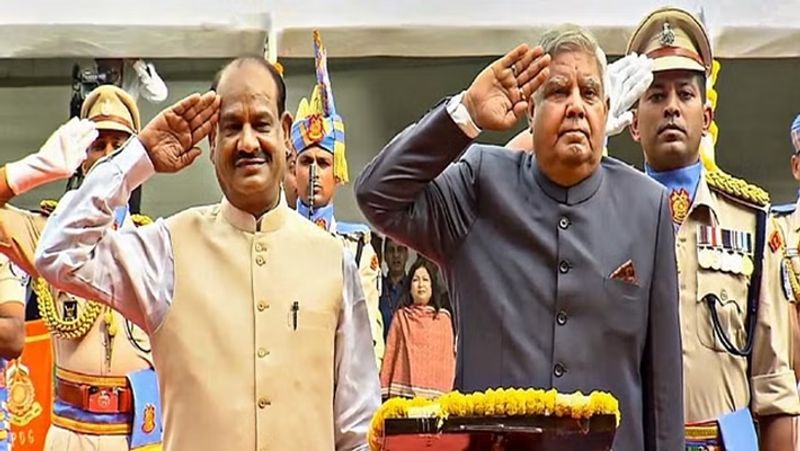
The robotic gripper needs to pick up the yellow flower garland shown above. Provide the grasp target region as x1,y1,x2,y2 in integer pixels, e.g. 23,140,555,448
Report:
368,388,620,451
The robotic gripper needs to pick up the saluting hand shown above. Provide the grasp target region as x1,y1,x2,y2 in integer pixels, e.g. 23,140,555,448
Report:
139,92,220,173
462,44,551,131
3,117,98,196
606,53,653,137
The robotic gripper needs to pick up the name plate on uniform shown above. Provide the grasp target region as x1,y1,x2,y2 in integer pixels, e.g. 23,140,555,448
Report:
697,225,754,276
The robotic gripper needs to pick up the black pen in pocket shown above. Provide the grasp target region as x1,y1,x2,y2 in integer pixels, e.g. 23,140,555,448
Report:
290,301,300,330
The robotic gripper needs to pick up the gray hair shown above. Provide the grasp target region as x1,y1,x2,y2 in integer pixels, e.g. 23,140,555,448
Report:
533,24,609,103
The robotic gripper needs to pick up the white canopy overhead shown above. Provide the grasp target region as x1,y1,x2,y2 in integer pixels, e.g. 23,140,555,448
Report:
0,0,271,58
274,0,800,59
2,1,798,60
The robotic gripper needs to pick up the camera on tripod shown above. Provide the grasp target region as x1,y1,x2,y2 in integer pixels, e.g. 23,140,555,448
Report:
69,59,123,118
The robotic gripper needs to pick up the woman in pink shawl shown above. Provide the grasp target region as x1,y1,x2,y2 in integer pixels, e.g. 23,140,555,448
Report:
380,258,455,399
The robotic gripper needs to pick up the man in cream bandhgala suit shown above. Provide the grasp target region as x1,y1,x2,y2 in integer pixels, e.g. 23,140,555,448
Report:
34,58,379,451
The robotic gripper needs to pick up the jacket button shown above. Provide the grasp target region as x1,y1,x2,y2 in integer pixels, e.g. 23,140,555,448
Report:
558,261,570,274
554,363,566,378
559,217,570,230
255,243,266,252
255,255,266,266
258,397,270,409
257,348,269,358
257,302,269,312
556,311,567,326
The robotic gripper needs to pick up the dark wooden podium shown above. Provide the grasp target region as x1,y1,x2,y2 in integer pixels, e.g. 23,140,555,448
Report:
380,414,617,451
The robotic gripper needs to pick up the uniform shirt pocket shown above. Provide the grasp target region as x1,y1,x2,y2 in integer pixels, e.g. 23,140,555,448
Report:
696,269,749,353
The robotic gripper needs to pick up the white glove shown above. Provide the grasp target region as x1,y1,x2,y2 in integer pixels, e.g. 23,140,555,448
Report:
131,59,168,103
605,53,654,137
131,59,150,78
5,117,98,195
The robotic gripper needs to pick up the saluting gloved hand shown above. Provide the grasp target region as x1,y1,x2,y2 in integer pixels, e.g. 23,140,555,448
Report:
4,117,98,195
605,53,653,137
131,59,168,103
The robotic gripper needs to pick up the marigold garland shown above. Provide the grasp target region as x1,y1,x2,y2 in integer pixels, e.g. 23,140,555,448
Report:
368,388,620,451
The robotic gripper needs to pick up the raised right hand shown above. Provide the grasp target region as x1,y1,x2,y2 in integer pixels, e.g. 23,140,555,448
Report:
605,53,653,137
462,44,551,131
138,92,219,173
4,117,98,195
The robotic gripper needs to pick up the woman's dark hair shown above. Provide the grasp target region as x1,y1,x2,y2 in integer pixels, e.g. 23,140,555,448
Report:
400,258,442,314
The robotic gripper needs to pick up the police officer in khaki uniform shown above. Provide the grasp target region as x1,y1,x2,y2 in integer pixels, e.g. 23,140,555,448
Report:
628,7,800,450
769,113,800,449
0,86,162,450
291,31,384,367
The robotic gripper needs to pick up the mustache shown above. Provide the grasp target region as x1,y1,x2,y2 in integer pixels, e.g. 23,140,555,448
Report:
234,150,271,163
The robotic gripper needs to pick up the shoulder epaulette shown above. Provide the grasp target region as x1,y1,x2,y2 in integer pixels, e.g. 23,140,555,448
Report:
705,170,769,208
131,214,153,227
39,199,58,217
771,203,796,216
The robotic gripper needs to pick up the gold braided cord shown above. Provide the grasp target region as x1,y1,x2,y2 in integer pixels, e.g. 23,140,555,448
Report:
771,216,800,303
33,201,147,342
33,277,103,340
784,260,800,303
705,170,770,207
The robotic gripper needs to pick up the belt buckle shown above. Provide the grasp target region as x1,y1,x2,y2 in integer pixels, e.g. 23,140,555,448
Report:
84,386,120,414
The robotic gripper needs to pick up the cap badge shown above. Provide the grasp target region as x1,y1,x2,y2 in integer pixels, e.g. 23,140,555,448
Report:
100,100,112,116
306,114,325,142
659,23,676,46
